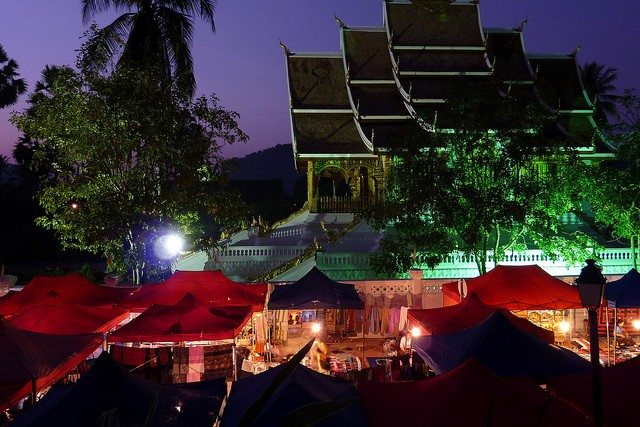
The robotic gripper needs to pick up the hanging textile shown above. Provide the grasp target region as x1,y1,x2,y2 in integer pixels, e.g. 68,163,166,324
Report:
188,346,204,382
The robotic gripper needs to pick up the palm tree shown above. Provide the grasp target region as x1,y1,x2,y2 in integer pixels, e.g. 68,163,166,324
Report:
0,43,27,109
581,61,619,126
81,0,217,98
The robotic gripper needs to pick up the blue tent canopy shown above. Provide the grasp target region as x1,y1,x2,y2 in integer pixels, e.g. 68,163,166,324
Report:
268,267,364,310
13,352,226,427
412,312,590,381
221,362,365,427
604,268,640,308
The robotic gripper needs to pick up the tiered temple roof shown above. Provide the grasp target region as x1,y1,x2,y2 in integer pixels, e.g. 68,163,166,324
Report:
284,0,613,166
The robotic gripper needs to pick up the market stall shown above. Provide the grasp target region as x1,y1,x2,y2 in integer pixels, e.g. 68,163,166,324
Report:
8,293,129,334
268,267,364,371
0,316,103,411
0,274,136,316
11,352,226,427
408,293,555,344
109,293,254,381
442,264,582,310
119,270,267,312
411,311,590,381
358,358,592,427
603,268,640,361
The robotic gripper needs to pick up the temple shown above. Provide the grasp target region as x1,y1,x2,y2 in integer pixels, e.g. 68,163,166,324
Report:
180,0,628,282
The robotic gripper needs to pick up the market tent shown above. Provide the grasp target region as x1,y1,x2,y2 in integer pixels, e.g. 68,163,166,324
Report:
221,361,365,427
120,270,267,312
408,293,555,344
12,351,226,427
442,264,582,310
604,268,640,308
412,311,590,380
358,358,592,427
0,316,103,411
109,293,252,343
268,267,364,309
0,274,135,316
8,294,128,334
547,355,640,427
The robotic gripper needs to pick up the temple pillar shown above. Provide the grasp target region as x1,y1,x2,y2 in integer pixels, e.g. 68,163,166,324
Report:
307,160,315,210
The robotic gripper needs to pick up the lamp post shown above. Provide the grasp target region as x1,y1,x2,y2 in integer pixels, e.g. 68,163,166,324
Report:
575,259,606,427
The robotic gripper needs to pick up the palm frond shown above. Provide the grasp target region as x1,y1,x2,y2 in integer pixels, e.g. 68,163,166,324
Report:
85,13,134,71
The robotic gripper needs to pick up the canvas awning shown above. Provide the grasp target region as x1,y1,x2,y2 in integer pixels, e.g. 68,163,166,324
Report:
412,312,590,381
8,293,128,334
442,265,582,310
269,267,364,310
0,274,136,316
109,293,253,343
0,317,103,411
120,270,267,312
408,293,554,343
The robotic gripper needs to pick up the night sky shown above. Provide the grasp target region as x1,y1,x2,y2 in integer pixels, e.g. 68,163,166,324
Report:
1,0,639,160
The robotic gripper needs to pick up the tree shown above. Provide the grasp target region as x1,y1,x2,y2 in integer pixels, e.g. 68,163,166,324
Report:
584,90,640,268
0,43,27,108
366,83,595,276
81,0,217,98
581,62,619,127
11,59,248,284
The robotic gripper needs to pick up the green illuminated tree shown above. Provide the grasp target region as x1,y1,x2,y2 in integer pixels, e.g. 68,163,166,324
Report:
584,90,640,268
12,58,248,284
367,83,595,276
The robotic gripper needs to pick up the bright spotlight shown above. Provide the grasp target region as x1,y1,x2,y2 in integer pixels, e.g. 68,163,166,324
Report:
311,322,321,334
154,233,184,259
632,319,640,330
558,320,571,333
411,326,421,337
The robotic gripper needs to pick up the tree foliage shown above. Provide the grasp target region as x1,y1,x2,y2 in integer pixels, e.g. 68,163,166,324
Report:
81,0,217,98
583,91,640,268
11,56,248,283
367,82,595,276
581,62,619,127
0,43,27,109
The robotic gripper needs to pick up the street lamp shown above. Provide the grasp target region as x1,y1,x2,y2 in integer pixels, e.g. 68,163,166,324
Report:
575,259,606,427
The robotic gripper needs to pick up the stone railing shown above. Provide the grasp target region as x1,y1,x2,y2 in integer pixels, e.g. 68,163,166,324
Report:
214,245,636,283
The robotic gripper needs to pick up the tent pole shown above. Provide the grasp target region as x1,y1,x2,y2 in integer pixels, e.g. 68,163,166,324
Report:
31,378,36,405
361,311,365,366
232,338,238,381
605,305,611,366
613,307,618,365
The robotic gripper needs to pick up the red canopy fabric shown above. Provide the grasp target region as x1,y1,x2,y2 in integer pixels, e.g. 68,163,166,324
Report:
119,270,267,312
442,265,582,310
0,317,103,411
358,358,592,427
0,274,136,316
408,293,555,344
547,355,640,427
8,294,129,334
109,293,253,343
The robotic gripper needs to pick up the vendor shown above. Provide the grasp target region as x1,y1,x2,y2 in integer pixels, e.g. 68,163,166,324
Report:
615,318,635,347
310,339,331,373
399,330,412,354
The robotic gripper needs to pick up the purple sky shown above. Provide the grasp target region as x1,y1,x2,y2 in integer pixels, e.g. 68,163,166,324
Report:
1,0,639,161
